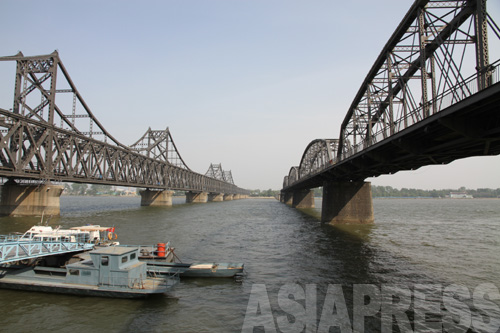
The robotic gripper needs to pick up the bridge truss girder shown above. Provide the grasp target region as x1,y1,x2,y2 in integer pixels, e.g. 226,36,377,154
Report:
339,0,499,161
0,52,249,195
204,163,235,185
129,127,190,170
283,0,500,191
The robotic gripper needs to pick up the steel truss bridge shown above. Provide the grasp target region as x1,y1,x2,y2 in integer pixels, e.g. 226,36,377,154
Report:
283,0,500,192
0,52,248,196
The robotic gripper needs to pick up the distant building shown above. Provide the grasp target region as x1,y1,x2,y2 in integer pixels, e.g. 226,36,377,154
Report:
450,192,473,199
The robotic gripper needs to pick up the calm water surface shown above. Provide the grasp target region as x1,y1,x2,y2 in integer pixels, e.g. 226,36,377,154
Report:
0,196,498,332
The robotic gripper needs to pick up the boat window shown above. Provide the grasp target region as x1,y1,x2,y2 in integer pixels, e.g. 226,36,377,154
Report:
69,269,79,276
81,270,91,276
101,256,109,266
121,256,128,264
130,253,136,260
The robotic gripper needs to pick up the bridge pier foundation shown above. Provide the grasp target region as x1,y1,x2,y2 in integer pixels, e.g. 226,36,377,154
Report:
282,192,293,205
140,189,173,206
208,193,224,202
223,194,233,201
186,191,208,203
0,181,64,216
322,181,374,224
292,189,315,208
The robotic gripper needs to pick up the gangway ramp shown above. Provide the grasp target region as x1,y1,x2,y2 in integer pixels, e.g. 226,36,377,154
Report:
0,237,94,264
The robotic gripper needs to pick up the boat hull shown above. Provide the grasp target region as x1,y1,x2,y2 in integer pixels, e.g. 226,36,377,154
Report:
0,265,177,298
146,262,244,278
0,280,164,298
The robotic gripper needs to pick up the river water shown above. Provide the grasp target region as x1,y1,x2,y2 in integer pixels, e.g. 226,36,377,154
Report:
0,196,499,332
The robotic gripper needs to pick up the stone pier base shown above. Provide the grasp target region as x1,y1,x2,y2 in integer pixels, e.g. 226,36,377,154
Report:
223,194,233,201
292,189,315,208
0,182,64,216
208,193,224,202
186,191,208,203
322,181,374,224
140,189,173,206
282,192,293,205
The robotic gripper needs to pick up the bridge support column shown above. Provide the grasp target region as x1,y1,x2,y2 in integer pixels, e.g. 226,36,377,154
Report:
282,192,293,205
233,194,241,200
0,181,64,216
140,189,173,206
208,193,224,202
322,181,374,224
186,191,208,203
223,194,233,201
292,189,315,208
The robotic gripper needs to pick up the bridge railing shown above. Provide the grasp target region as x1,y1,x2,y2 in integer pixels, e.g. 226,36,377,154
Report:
342,60,500,161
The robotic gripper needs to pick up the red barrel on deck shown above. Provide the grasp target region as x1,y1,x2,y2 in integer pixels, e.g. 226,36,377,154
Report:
156,243,166,257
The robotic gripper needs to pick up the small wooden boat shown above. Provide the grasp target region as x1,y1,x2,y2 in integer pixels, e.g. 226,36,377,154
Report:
0,246,178,298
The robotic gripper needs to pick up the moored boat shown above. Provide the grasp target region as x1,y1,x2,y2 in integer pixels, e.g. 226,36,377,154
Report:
0,246,178,298
21,224,119,245
145,261,245,278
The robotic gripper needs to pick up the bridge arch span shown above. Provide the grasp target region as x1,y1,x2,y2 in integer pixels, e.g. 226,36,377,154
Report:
298,139,339,180
287,167,299,186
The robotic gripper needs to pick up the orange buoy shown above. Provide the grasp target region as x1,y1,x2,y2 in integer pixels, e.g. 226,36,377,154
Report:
156,243,166,257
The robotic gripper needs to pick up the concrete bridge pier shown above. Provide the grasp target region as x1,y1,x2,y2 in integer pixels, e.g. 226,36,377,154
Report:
140,189,173,206
0,180,64,216
282,192,293,205
292,189,315,208
208,193,224,202
321,181,374,224
186,191,208,203
223,194,233,201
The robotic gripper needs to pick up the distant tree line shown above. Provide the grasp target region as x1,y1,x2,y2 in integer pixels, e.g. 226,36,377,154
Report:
63,184,500,198
250,189,280,197
371,186,500,198
250,186,500,198
63,183,138,196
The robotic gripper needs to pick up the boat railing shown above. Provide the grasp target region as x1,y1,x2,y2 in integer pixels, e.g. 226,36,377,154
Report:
120,243,173,257
0,233,93,244
0,234,23,242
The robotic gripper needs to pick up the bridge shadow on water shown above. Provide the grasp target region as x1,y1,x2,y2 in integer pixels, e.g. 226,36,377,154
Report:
292,201,445,283
275,201,460,332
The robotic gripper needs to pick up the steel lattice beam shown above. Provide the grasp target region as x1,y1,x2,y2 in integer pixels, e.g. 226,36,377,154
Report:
0,53,249,195
283,0,500,191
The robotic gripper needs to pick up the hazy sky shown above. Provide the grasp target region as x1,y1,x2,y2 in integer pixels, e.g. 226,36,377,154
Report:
1,0,499,190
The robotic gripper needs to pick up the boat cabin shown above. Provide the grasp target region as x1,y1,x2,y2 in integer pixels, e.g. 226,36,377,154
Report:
21,225,117,244
65,247,147,287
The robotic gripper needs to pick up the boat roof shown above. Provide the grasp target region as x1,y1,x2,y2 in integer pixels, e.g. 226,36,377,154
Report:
70,226,110,231
91,246,137,256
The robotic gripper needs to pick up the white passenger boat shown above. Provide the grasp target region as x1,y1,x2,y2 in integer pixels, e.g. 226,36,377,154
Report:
21,225,119,245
